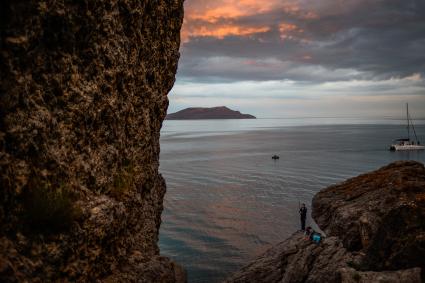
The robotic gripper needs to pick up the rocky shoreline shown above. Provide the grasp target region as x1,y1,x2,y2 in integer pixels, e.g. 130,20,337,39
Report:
226,161,425,282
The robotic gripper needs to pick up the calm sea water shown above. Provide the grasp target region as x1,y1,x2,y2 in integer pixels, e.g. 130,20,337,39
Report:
158,118,425,283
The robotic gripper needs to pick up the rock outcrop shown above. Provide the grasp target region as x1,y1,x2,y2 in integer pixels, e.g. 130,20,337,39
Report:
226,161,425,282
226,233,354,283
0,1,184,282
313,161,425,273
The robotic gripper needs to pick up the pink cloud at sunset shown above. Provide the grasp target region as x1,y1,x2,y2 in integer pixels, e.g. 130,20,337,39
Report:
186,0,278,22
171,0,425,117
181,0,317,41
184,25,270,40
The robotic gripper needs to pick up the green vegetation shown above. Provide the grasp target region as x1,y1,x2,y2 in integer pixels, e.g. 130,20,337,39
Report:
23,182,77,234
352,272,361,282
347,260,362,270
109,163,136,200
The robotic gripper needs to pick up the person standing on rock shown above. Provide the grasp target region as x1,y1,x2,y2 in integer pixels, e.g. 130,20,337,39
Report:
299,203,307,231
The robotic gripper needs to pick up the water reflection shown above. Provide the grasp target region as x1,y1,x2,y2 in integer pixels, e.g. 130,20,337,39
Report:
159,121,425,283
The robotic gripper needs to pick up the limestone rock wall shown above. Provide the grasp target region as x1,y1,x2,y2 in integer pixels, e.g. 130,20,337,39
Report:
0,0,184,281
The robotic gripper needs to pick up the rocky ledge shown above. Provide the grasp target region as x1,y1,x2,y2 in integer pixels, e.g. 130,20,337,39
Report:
226,161,425,282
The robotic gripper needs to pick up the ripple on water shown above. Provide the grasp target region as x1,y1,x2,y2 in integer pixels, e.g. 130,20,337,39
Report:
159,123,425,283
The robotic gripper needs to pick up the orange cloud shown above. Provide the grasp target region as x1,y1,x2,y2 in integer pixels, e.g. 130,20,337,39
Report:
188,0,276,23
182,0,318,42
279,22,303,40
279,23,298,32
182,0,276,41
183,25,270,41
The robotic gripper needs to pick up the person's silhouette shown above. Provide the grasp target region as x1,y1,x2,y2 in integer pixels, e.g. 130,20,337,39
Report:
299,203,307,231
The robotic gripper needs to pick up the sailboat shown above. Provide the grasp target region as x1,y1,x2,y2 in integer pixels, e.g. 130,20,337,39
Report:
389,103,424,151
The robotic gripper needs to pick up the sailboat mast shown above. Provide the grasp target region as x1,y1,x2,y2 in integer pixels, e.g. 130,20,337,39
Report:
408,104,420,143
407,103,410,140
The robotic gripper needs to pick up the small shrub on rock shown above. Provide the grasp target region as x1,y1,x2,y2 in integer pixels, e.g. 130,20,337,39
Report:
23,183,76,234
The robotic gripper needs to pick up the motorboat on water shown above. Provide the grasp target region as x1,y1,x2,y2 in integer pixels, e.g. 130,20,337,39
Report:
389,103,424,151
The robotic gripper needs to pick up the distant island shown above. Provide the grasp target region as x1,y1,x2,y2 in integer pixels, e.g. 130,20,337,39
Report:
166,106,256,120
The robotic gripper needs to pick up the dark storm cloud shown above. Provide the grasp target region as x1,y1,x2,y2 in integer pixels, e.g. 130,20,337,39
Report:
179,0,425,83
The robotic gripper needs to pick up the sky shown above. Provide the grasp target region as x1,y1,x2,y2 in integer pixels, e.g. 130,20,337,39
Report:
168,0,425,118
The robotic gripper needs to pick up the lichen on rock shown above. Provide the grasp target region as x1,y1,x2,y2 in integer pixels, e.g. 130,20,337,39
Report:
0,0,184,281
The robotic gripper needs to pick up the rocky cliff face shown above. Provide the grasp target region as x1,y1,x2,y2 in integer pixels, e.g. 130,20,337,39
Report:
0,0,184,282
226,161,425,283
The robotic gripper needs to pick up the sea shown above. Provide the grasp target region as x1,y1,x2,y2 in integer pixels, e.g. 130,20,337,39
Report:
158,118,425,283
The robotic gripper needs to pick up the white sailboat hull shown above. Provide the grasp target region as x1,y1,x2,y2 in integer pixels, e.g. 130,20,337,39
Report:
389,103,423,151
390,144,425,151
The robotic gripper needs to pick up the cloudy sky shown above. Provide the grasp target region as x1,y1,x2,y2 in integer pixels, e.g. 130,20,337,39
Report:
168,0,425,118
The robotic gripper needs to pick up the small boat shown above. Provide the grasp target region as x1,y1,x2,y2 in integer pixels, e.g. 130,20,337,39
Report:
389,103,424,151
272,155,280,160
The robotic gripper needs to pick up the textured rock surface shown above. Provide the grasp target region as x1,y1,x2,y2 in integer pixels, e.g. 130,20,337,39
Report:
0,0,184,282
339,267,422,283
313,161,425,272
226,161,424,282
225,233,353,283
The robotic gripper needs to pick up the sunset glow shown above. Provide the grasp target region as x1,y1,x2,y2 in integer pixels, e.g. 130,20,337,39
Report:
182,25,270,41
182,0,306,40
188,0,276,22
172,0,425,117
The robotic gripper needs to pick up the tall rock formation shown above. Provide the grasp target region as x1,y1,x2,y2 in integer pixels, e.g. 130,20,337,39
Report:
0,0,184,281
226,161,425,283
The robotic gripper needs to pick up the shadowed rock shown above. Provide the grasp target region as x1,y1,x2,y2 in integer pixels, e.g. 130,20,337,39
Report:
225,233,353,283
339,267,421,283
